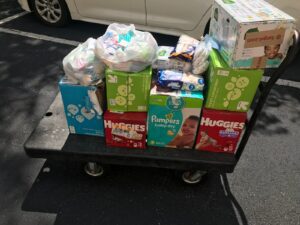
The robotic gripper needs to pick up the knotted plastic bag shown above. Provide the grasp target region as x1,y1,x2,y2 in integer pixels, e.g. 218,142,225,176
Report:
63,38,105,86
95,23,158,72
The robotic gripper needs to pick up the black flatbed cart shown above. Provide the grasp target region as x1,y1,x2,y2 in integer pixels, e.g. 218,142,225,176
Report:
24,30,300,184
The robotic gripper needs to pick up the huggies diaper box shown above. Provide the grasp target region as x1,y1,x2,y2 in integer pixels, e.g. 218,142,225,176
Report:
104,111,147,149
147,86,204,149
105,67,152,112
195,109,246,153
209,0,295,69
59,77,105,136
205,50,263,112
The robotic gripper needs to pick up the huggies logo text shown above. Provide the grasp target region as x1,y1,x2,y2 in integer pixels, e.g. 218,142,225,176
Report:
201,117,245,130
104,120,145,132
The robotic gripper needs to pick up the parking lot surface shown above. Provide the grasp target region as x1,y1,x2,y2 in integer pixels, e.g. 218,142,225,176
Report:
0,4,299,225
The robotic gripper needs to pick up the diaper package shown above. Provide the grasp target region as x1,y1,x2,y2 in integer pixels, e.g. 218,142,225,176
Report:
105,67,152,112
157,70,205,91
170,35,200,62
59,77,105,136
63,38,105,86
147,86,204,149
104,111,147,149
195,109,247,154
205,50,263,112
152,46,192,72
209,0,295,68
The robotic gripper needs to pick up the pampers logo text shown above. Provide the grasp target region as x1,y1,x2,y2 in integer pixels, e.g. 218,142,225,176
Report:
151,115,180,125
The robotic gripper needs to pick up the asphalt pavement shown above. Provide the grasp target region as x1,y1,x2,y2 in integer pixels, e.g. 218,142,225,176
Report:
0,3,299,225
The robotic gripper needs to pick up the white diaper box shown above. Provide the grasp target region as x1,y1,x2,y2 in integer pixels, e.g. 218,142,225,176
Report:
209,0,295,69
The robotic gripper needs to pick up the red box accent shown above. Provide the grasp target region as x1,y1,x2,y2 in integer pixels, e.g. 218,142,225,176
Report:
104,111,147,149
195,109,247,153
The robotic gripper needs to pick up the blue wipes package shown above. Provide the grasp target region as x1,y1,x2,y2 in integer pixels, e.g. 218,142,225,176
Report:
157,70,205,91
157,70,183,90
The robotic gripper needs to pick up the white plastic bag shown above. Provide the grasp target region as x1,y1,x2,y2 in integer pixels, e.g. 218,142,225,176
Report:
192,36,212,75
95,23,158,72
63,38,105,86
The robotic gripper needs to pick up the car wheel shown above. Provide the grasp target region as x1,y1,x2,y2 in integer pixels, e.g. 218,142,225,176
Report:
30,0,71,26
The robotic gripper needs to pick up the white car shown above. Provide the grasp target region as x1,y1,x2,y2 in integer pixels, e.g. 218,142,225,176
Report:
18,0,298,39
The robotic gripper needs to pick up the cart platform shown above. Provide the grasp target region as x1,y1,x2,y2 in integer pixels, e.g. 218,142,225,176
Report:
24,94,237,172
24,30,299,175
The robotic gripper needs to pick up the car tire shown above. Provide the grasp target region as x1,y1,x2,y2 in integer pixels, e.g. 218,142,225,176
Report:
29,0,71,26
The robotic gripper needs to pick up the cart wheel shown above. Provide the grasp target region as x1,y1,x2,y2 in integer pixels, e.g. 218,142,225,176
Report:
84,162,104,177
182,170,207,184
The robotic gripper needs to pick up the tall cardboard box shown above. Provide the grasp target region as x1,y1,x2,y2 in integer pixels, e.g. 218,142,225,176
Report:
105,67,152,112
205,50,263,112
209,0,295,69
147,86,204,149
59,77,105,136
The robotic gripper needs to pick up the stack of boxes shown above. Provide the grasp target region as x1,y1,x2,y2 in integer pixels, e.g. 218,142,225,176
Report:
147,38,205,149
103,67,152,149
58,0,295,154
195,0,295,153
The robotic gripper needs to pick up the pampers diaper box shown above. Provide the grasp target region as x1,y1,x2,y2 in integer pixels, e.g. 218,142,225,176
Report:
105,67,152,112
209,0,295,69
195,109,247,154
147,86,204,149
205,50,263,112
104,111,147,149
59,77,105,136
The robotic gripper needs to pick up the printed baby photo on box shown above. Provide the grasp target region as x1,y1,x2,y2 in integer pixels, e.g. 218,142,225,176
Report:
147,86,204,149
166,111,200,148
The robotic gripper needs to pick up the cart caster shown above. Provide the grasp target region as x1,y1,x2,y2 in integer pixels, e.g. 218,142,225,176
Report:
84,162,104,177
182,170,207,184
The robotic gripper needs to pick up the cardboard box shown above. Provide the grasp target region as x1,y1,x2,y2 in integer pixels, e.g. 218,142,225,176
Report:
59,77,105,136
205,50,263,112
209,0,295,69
195,109,246,153
104,111,147,149
105,67,152,112
147,86,204,149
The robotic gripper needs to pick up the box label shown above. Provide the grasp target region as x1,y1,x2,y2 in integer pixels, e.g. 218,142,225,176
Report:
244,28,285,48
104,112,147,149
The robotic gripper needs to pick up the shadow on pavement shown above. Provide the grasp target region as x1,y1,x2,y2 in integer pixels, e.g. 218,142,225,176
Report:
0,33,73,224
0,0,23,20
253,85,300,136
22,160,248,225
